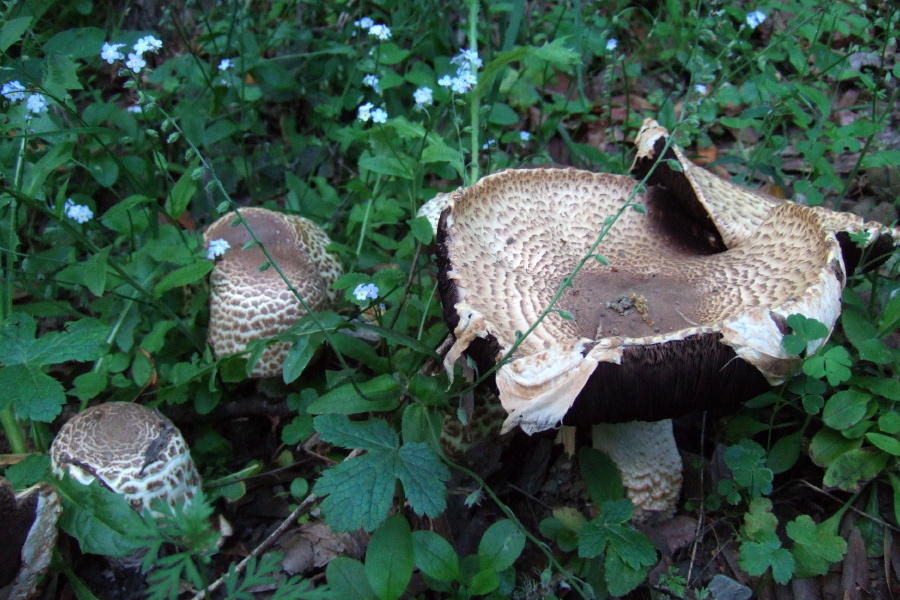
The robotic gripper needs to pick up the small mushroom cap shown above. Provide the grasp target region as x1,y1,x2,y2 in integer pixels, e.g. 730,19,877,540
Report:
437,167,844,434
49,402,200,516
204,207,343,377
1,479,61,600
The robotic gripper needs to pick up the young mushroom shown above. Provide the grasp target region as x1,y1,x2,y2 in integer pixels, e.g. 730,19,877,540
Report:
436,166,846,520
1,479,61,600
204,207,343,378
49,402,201,516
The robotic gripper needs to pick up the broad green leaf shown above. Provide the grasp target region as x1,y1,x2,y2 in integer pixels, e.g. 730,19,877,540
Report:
878,290,900,334
468,569,500,595
787,515,847,578
359,153,415,180
803,346,852,385
27,317,106,366
349,323,441,361
5,455,50,488
421,142,465,179
865,432,900,456
326,557,378,600
880,412,900,435
45,54,83,96
578,446,624,505
365,515,414,600
282,335,319,383
315,414,398,451
850,376,900,401
768,431,802,474
412,531,460,582
822,389,871,430
739,530,794,584
0,363,66,421
57,246,110,297
54,476,150,557
841,308,877,348
408,216,434,245
25,143,74,199
307,374,401,414
823,447,888,491
315,449,398,532
165,159,200,217
808,427,862,467
605,551,649,597
743,497,778,538
395,443,450,518
400,403,443,449
153,260,214,296
0,16,32,52
478,520,526,573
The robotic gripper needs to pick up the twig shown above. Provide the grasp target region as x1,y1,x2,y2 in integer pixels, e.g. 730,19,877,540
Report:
191,449,362,599
686,412,707,588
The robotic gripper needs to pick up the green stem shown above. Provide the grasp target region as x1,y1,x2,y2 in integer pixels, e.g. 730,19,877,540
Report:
467,0,480,185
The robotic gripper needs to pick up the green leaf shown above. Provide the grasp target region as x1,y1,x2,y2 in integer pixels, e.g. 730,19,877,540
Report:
307,375,401,414
45,54,83,96
850,376,900,401
768,431,802,474
823,447,889,492
865,432,900,456
57,246,110,296
326,557,378,600
54,475,150,557
165,159,200,217
578,447,624,505
153,260,214,296
878,290,900,335
803,346,852,386
421,142,465,179
724,440,773,497
348,324,441,361
478,519,526,573
0,16,32,52
365,515,414,600
468,569,500,595
0,363,66,421
808,427,862,467
605,551,650,597
282,335,319,384
408,215,434,245
314,416,449,531
412,531,460,582
0,313,106,367
787,515,847,578
739,529,795,584
786,313,829,343
358,153,416,180
315,414,399,451
822,389,871,430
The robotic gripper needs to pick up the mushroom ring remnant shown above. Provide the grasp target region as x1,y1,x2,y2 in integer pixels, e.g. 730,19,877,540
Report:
204,207,343,378
50,402,201,517
1,479,61,600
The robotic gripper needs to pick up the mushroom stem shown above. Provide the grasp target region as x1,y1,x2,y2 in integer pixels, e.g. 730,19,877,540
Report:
591,420,682,522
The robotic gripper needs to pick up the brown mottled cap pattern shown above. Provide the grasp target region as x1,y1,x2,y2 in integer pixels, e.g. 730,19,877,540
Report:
437,166,844,434
0,479,61,600
203,207,343,378
49,402,201,516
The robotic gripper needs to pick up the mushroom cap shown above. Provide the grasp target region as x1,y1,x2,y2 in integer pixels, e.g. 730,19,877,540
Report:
1,479,61,600
436,167,844,434
204,207,343,378
631,119,900,272
49,402,201,516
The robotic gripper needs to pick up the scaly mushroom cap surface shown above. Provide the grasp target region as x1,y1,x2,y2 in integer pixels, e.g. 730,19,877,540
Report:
1,479,60,600
204,207,343,378
49,402,201,516
437,167,844,435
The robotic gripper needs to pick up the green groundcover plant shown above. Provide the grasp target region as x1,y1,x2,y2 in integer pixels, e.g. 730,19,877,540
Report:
1,0,899,598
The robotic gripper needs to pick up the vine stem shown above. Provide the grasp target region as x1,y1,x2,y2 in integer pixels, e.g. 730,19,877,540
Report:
1,136,28,454
467,0,480,185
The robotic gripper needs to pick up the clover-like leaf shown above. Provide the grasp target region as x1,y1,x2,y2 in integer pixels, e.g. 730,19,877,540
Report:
787,515,847,577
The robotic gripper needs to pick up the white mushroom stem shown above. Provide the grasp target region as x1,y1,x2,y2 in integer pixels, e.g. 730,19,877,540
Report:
591,420,682,522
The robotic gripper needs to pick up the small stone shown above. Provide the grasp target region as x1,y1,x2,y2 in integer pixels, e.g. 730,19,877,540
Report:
708,574,752,600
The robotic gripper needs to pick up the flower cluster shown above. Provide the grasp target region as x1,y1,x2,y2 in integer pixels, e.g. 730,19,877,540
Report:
353,283,380,302
745,10,766,29
64,199,93,224
219,58,234,71
362,74,380,93
2,80,49,119
206,238,231,260
438,49,481,94
357,102,388,124
354,17,391,41
100,35,162,74
606,38,618,51
413,86,433,108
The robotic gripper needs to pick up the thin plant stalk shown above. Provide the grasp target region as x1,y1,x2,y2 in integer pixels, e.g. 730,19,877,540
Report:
467,0,480,185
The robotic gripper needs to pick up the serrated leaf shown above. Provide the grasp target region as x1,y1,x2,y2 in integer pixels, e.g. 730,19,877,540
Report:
605,550,650,596
396,443,449,518
30,318,107,366
739,530,794,584
315,414,398,451
54,475,150,557
413,531,460,582
366,515,414,600
478,520,526,573
787,515,847,578
0,364,66,421
315,449,398,532
742,497,777,538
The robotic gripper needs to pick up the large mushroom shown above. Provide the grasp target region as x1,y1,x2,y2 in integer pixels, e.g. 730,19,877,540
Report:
49,402,201,516
204,207,343,378
1,479,60,600
433,160,858,520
